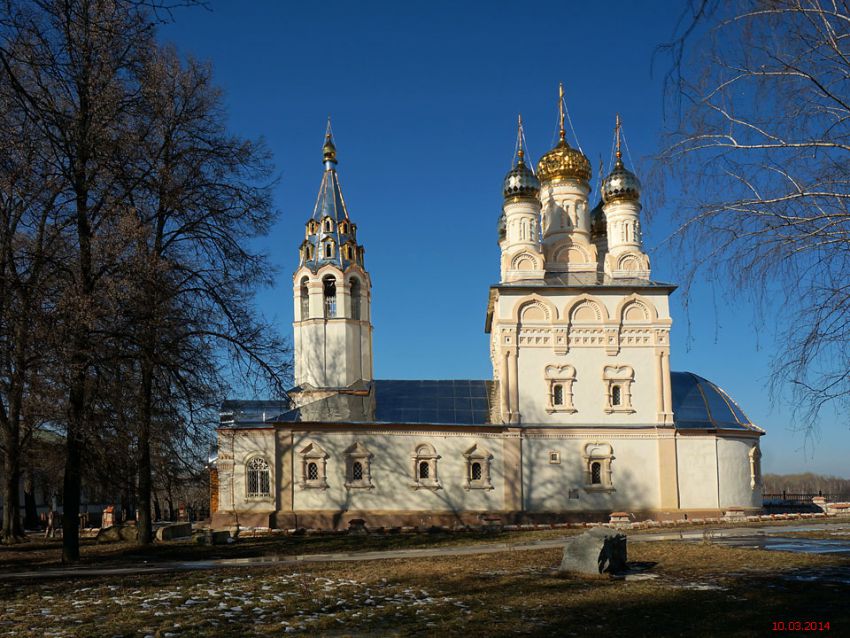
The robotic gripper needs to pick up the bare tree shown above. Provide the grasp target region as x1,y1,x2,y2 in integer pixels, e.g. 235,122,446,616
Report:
0,0,287,558
656,0,850,430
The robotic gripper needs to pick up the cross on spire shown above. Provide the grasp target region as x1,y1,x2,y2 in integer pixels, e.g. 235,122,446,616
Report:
558,82,566,143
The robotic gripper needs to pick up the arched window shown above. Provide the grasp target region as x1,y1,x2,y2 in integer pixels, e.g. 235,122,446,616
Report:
324,241,334,258
545,365,577,413
603,365,635,414
323,276,336,318
411,444,440,490
553,384,564,406
299,441,329,489
324,218,333,232
463,444,493,490
344,441,373,489
590,462,602,485
246,457,270,498
350,278,361,320
300,277,309,320
583,443,615,491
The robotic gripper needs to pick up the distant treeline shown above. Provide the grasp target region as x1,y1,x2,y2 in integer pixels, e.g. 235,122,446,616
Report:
763,473,850,499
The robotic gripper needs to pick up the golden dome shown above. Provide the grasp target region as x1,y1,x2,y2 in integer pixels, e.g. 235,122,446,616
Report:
536,139,592,183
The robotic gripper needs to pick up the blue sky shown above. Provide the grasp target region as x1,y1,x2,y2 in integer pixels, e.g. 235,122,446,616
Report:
160,0,848,477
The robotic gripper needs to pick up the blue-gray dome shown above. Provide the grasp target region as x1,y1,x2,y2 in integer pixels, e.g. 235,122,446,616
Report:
601,157,641,204
590,200,606,238
671,372,763,432
503,155,540,200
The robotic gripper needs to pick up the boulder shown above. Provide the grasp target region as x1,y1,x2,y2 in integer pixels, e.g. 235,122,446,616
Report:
558,527,627,575
96,524,138,543
155,522,193,542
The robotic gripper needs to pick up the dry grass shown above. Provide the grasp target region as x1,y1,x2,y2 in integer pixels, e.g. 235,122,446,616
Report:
0,541,847,637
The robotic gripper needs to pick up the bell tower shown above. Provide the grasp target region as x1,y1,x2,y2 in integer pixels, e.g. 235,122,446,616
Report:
292,121,373,390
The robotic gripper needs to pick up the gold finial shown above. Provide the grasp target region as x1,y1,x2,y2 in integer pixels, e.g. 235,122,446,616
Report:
322,116,337,165
558,82,566,143
615,113,622,161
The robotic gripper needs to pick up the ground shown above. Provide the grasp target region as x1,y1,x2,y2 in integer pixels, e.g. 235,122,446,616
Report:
0,526,847,636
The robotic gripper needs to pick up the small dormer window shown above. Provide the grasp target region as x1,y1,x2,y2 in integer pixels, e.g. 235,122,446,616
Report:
325,243,333,258
339,221,348,234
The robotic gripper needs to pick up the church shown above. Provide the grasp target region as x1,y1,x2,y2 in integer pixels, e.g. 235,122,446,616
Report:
212,89,764,530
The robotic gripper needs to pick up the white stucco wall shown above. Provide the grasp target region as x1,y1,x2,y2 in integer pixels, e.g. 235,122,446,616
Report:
676,436,720,509
717,437,761,508
217,428,278,515
522,434,660,511
493,288,672,426
290,431,505,513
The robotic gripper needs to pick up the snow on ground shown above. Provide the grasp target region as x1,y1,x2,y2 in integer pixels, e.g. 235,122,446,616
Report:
0,572,464,636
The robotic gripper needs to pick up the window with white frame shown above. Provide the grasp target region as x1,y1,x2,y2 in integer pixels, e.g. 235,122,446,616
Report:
583,442,615,491
299,442,329,489
749,445,762,489
463,444,493,490
410,443,441,490
545,364,577,413
344,441,373,489
246,457,271,498
603,365,635,413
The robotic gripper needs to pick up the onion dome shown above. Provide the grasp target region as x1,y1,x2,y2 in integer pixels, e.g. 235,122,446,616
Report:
536,83,591,184
601,155,641,204
503,149,540,200
601,115,641,204
503,115,540,200
590,200,606,238
537,139,592,184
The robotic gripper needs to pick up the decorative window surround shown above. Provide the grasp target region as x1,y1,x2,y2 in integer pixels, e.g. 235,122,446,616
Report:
344,441,374,490
583,442,615,492
749,446,762,489
545,364,577,413
299,442,329,489
410,443,441,490
463,444,494,490
549,451,561,464
245,456,271,499
603,365,635,414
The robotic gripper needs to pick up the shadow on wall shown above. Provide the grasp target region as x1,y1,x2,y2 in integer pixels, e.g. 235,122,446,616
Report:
284,425,655,530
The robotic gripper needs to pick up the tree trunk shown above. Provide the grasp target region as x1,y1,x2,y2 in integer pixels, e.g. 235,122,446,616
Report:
2,439,23,542
62,369,86,563
136,361,153,545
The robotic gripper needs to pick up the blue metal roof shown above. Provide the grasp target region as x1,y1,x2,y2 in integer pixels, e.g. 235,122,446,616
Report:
220,373,762,432
670,372,762,432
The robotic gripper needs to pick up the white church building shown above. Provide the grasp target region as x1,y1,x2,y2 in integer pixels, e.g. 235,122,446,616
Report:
212,92,764,530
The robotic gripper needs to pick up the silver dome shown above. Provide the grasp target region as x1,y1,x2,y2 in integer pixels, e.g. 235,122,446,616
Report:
503,159,540,200
601,158,641,204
